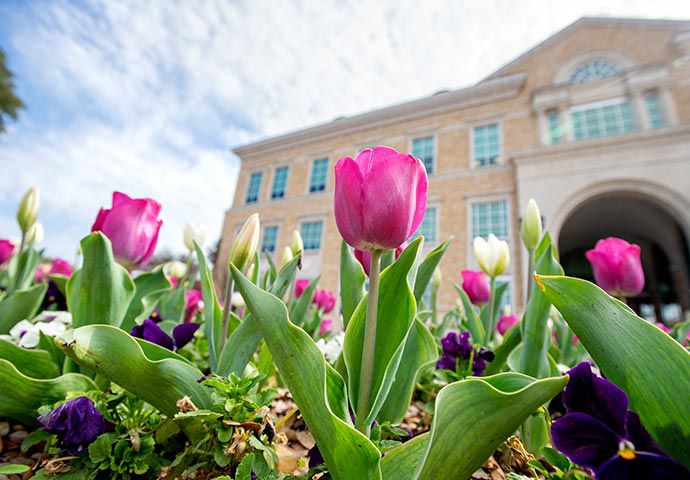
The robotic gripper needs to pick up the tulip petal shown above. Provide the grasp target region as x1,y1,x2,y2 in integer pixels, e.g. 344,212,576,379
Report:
334,157,365,248
551,412,621,469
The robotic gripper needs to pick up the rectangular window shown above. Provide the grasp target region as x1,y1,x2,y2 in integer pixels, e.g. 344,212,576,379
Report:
261,225,278,253
473,124,500,167
471,200,509,238
245,172,263,204
571,99,635,141
548,111,562,144
412,136,435,174
309,158,329,193
271,166,289,199
300,220,323,251
496,276,513,312
645,92,665,129
412,207,437,243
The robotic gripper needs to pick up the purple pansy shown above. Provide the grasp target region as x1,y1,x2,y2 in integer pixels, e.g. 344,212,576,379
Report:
38,396,106,453
551,362,690,479
130,319,200,351
436,331,494,376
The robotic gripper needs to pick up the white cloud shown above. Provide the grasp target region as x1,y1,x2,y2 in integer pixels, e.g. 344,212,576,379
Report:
1,0,690,258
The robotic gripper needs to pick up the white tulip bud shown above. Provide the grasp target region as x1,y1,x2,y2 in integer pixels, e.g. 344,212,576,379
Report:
280,246,294,267
229,214,260,272
165,260,186,279
26,222,44,245
473,234,510,278
521,198,542,252
290,230,303,256
17,187,40,233
432,266,442,290
184,222,206,252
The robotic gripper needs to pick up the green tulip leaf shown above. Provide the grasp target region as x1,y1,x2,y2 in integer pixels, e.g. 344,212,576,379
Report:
480,281,508,339
413,238,451,303
0,339,60,378
38,330,66,368
377,319,437,423
230,265,382,480
344,237,422,427
455,285,486,345
289,276,319,326
0,358,96,424
484,323,521,375
537,274,690,467
380,434,430,480
195,242,223,371
7,240,40,293
121,268,171,332
67,233,135,328
215,255,301,376
56,325,212,416
0,283,47,334
340,241,366,328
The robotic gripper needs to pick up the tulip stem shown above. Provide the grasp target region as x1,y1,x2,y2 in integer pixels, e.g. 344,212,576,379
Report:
355,248,382,435
526,249,536,300
179,253,193,288
220,271,234,350
487,276,497,343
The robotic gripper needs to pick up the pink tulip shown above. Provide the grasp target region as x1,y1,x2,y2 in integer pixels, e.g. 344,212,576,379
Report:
585,237,644,297
496,313,519,335
34,258,73,282
185,289,203,323
313,289,336,313
91,192,163,269
334,146,427,251
295,279,310,298
354,242,407,276
0,239,15,266
655,322,671,334
461,270,491,305
319,318,333,336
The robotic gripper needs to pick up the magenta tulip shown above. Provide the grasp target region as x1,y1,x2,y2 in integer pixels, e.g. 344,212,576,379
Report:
36,258,73,282
461,270,491,306
496,313,519,335
354,242,406,276
91,192,163,269
585,237,644,298
295,279,309,298
319,318,333,336
334,146,428,251
0,239,15,266
185,289,203,323
313,289,336,313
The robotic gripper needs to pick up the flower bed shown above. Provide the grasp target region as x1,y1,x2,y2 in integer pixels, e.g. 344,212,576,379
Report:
1,147,689,479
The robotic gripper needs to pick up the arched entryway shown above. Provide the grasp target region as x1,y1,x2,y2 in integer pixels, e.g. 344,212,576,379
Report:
558,192,690,324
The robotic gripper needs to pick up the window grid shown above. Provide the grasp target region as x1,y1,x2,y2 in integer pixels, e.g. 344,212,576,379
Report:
271,166,289,199
548,111,562,144
261,226,279,253
471,200,509,238
246,172,263,204
412,136,435,174
568,60,620,84
300,221,323,251
309,158,329,193
645,93,665,129
473,124,500,167
572,101,635,141
412,207,437,243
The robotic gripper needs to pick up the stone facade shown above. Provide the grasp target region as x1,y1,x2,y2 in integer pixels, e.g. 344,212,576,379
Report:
216,17,690,318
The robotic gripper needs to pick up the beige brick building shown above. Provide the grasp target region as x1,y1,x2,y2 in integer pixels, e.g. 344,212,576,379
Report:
216,17,690,322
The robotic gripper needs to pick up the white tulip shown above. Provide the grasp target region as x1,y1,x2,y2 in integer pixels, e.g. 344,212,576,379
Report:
184,222,206,251
473,234,510,277
166,260,187,279
26,222,44,245
521,198,543,252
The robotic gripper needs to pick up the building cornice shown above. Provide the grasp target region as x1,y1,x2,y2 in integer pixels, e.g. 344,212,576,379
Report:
233,73,527,158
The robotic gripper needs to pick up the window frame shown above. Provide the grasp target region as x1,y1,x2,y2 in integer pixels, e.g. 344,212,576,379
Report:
410,134,437,175
245,171,263,204
411,205,439,245
570,97,635,141
308,157,329,194
261,225,279,254
644,91,665,130
470,122,502,169
469,198,511,240
299,219,324,252
270,165,289,200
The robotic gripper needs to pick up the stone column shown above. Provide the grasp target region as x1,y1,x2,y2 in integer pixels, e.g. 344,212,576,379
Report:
630,91,650,131
659,87,678,126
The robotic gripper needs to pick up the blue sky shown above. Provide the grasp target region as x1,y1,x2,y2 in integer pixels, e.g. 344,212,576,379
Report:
1,0,689,259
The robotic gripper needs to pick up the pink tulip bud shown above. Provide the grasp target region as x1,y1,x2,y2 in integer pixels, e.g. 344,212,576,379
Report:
334,146,428,251
0,239,15,266
496,313,519,335
319,318,333,336
35,258,72,282
185,289,203,323
585,237,644,298
655,322,671,334
91,192,163,269
354,242,407,276
461,270,491,306
313,289,336,313
294,279,310,298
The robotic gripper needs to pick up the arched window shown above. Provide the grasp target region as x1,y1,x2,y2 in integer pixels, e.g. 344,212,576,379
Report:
568,60,621,84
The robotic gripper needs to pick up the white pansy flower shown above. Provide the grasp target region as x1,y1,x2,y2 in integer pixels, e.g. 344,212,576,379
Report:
316,332,345,364
3,312,71,349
